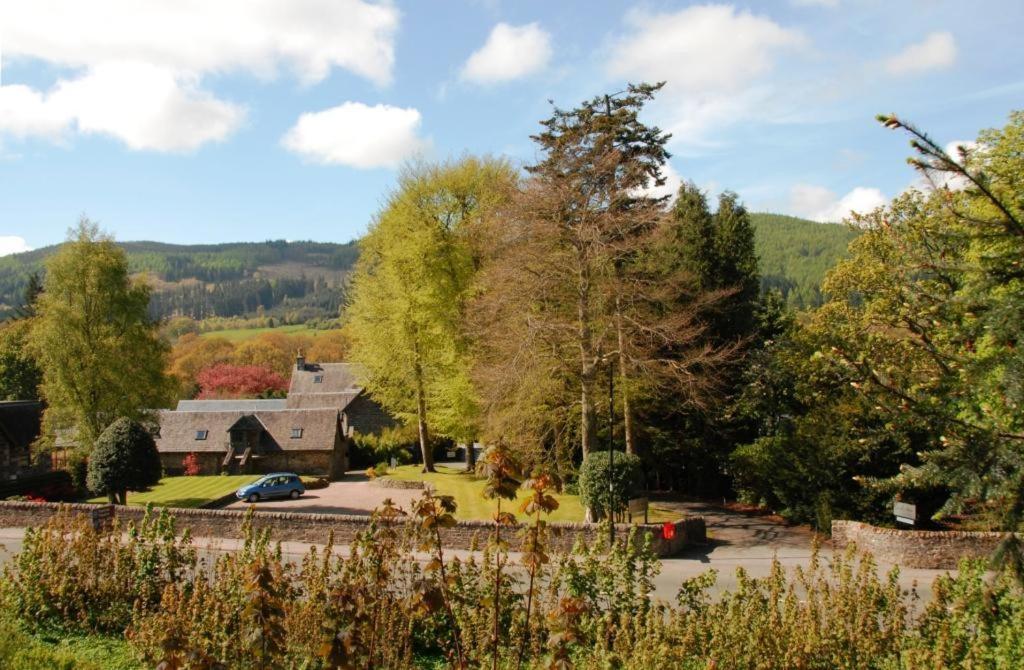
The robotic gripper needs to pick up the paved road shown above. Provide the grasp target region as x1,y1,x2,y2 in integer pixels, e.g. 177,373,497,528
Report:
0,500,952,603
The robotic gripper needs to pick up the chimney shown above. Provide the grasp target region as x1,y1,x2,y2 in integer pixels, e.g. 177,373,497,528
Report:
296,349,305,371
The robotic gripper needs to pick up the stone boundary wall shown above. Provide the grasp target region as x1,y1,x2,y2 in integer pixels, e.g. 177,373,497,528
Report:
832,520,1013,569
0,500,705,557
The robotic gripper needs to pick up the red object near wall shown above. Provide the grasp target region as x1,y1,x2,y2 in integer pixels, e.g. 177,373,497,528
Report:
662,522,676,540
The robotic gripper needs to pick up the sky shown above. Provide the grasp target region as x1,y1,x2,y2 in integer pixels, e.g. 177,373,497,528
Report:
1,0,1022,255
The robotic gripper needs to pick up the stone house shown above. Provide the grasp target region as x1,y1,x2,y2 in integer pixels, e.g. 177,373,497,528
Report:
154,357,396,478
155,406,347,478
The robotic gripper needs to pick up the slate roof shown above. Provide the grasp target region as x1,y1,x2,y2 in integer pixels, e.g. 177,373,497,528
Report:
155,408,340,453
289,362,361,395
0,401,42,449
176,399,287,412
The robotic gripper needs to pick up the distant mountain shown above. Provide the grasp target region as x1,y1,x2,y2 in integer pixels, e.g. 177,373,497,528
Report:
751,213,860,309
0,214,855,322
0,239,359,322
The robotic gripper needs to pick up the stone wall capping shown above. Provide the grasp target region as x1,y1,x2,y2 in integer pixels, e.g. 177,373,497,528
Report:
832,519,1016,569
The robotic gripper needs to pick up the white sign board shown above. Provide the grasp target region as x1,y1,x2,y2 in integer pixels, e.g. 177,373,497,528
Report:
894,501,916,525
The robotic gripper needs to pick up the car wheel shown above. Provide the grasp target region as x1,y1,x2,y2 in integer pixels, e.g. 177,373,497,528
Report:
247,493,259,503
289,489,301,499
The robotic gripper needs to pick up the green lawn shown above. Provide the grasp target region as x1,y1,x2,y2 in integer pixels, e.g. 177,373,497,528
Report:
88,475,257,508
199,324,337,341
384,465,678,523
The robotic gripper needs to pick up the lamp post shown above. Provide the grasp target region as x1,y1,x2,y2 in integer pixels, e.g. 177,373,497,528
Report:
608,354,615,544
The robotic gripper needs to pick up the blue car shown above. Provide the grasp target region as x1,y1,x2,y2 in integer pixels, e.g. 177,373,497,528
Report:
236,473,305,503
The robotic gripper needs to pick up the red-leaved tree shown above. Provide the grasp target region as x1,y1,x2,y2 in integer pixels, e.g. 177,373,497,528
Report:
195,364,288,399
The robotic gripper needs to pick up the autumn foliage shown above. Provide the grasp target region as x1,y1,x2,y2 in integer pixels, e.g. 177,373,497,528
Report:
195,363,288,399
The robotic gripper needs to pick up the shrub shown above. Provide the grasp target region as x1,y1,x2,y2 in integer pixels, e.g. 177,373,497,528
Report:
86,418,162,505
577,450,643,520
300,476,329,490
350,425,416,468
375,461,390,477
0,507,195,636
181,452,201,476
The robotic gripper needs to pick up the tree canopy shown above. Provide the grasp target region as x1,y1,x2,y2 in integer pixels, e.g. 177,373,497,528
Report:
30,220,174,452
346,157,518,471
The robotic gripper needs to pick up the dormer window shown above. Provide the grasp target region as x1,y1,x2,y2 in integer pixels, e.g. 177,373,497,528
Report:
195,430,208,440
313,375,324,384
291,428,303,439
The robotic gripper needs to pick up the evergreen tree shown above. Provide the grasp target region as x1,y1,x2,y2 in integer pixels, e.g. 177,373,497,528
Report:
86,417,162,505
713,191,760,342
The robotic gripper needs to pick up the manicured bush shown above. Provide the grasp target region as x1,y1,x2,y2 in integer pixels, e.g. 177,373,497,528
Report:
86,418,162,505
300,476,330,490
577,450,643,520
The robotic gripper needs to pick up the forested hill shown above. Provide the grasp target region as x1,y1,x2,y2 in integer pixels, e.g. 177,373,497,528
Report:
0,240,359,322
751,213,860,309
0,214,854,322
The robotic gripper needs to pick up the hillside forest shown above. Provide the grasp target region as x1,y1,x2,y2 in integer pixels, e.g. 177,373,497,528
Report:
0,213,851,326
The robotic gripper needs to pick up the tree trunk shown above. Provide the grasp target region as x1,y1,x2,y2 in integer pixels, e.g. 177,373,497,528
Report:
465,441,476,470
577,264,596,459
107,492,117,504
414,360,435,473
615,293,636,456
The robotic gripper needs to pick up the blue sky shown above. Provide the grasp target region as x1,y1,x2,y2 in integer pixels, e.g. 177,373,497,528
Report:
1,0,1022,255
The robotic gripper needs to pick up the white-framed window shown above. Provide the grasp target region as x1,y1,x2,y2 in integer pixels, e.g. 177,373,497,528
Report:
195,430,208,440
291,428,303,439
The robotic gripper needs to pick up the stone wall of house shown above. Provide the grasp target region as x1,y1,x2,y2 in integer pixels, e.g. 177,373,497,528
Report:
160,452,222,476
832,520,1012,569
159,451,334,477
0,500,705,557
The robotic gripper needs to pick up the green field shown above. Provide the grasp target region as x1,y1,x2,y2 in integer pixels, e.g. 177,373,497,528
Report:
385,465,677,523
199,324,337,341
87,475,257,508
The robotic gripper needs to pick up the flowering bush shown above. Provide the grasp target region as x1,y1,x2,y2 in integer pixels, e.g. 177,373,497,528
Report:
181,452,201,476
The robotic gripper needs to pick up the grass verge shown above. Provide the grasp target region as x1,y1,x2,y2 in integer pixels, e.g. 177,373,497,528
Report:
384,465,678,523
0,617,142,670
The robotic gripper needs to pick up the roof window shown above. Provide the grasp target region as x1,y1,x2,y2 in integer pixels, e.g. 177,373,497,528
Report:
195,430,208,440
291,428,303,439
313,375,324,384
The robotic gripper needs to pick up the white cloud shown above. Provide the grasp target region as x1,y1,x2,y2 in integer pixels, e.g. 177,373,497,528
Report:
884,32,957,76
606,5,806,144
0,236,32,257
637,161,683,200
281,102,430,169
789,183,887,222
0,0,399,152
0,0,398,85
461,23,552,84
